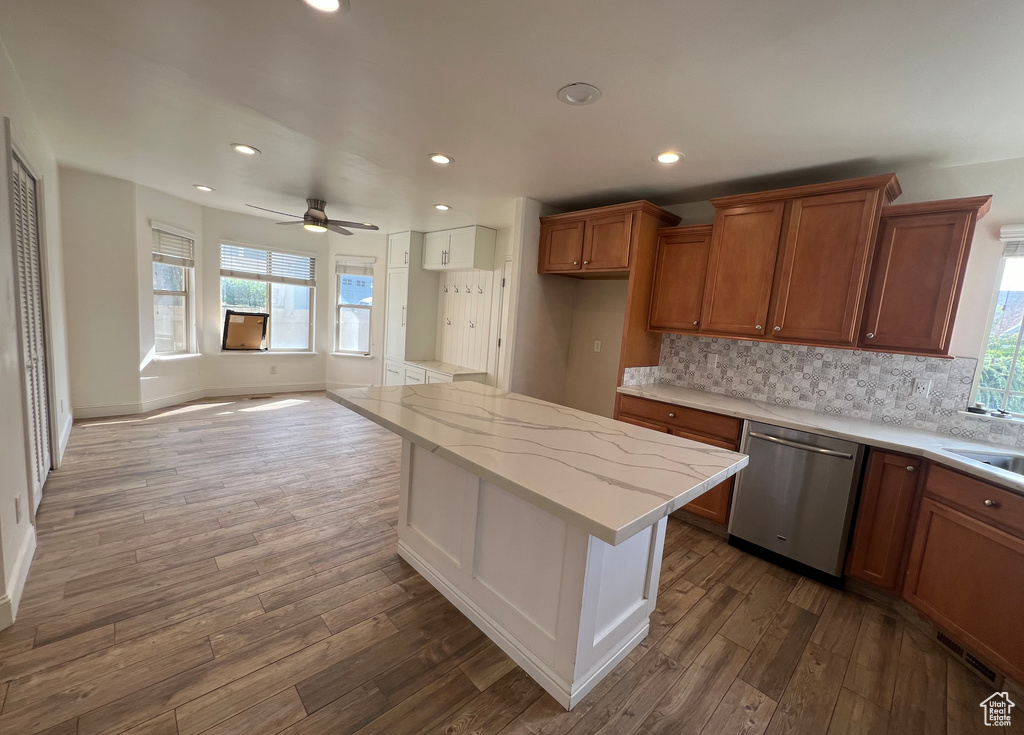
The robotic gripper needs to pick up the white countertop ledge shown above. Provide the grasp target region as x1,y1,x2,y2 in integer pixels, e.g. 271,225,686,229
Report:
329,382,748,546
619,383,1024,496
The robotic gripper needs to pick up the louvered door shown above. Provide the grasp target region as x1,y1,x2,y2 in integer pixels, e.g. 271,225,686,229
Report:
12,153,51,509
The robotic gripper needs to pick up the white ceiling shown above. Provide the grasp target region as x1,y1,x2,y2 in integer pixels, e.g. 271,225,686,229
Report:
2,0,1023,232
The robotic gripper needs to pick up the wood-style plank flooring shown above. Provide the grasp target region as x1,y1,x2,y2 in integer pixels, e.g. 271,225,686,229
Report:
0,392,1009,734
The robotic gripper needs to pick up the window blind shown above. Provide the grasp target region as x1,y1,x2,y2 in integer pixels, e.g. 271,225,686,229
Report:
220,244,317,287
1000,225,1024,257
335,256,375,277
152,225,195,268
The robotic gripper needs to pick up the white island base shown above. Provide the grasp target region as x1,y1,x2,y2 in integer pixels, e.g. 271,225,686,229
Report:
397,439,666,710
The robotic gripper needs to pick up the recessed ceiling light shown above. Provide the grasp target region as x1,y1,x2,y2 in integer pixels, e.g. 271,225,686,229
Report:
557,82,601,106
303,0,340,11
654,151,683,164
434,204,452,211
231,143,261,156
430,153,453,165
303,223,328,233
193,185,214,192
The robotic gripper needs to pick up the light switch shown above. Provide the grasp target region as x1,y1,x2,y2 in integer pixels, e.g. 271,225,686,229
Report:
593,341,602,353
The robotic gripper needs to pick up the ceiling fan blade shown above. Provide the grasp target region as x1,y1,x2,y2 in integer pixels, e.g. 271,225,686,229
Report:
328,224,354,236
275,221,307,226
246,203,303,218
327,220,379,231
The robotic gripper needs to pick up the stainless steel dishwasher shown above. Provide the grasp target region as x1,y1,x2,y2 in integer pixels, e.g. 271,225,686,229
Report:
728,421,864,584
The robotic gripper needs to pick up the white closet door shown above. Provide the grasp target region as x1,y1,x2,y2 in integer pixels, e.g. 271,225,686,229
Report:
12,153,51,509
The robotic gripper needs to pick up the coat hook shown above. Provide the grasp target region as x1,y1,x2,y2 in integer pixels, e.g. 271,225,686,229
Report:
454,285,459,293
446,317,451,326
477,286,484,294
443,285,448,293
469,321,475,329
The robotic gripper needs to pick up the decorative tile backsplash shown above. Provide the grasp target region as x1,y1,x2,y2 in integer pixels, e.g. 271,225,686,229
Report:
623,335,1024,448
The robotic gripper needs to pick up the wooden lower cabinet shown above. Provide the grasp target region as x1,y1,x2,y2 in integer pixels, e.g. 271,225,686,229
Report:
845,450,921,590
616,396,740,526
903,495,1024,683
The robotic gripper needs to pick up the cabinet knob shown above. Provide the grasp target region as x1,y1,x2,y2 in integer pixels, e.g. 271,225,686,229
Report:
866,332,875,339
692,320,699,326
668,413,676,418
984,499,997,507
755,325,763,331
773,326,781,332
583,260,590,265
573,261,579,265
906,465,915,472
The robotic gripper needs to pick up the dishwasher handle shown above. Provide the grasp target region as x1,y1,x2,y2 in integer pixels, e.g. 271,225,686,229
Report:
748,431,854,459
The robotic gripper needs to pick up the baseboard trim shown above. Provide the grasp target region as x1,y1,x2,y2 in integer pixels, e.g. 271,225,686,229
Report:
203,382,327,398
57,413,73,462
140,388,206,414
0,525,36,630
72,401,144,419
73,383,330,418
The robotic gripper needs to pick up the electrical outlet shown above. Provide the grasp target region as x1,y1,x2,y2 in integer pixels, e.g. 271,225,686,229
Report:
593,341,602,353
706,354,718,369
912,378,932,398
270,365,278,375
15,496,21,524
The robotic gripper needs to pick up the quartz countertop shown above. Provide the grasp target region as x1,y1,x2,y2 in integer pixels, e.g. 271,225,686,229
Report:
403,359,486,376
619,383,1024,496
328,382,748,545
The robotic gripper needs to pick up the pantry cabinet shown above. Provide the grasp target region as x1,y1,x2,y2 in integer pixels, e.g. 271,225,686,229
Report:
903,466,1024,682
615,394,741,526
859,196,992,355
648,225,713,333
383,232,439,364
846,450,921,590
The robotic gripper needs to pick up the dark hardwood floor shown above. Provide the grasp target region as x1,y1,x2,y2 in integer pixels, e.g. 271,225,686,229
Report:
0,392,1007,734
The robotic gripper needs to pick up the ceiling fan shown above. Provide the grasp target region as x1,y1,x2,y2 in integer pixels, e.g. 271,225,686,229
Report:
246,199,378,236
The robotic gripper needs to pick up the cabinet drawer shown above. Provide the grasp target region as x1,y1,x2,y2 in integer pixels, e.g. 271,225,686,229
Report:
925,464,1024,537
618,395,741,444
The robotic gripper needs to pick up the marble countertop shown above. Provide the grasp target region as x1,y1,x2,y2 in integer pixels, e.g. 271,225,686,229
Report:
403,359,486,376
619,383,1024,496
328,382,748,546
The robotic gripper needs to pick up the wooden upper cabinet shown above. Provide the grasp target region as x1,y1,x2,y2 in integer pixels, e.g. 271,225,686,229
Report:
539,220,585,272
860,196,992,355
768,189,882,345
649,226,713,332
846,450,921,591
700,202,785,337
582,212,634,271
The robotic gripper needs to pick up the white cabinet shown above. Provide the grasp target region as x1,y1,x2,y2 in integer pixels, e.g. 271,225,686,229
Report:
422,226,497,271
388,233,412,268
383,359,405,386
384,268,408,359
403,365,427,384
425,370,452,384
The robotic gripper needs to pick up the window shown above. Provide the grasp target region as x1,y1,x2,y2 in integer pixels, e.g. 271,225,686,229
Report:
336,257,374,354
152,224,195,355
976,237,1024,413
220,244,316,351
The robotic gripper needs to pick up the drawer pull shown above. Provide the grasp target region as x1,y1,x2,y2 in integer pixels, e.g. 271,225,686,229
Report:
984,499,997,507
693,320,699,326
668,413,676,418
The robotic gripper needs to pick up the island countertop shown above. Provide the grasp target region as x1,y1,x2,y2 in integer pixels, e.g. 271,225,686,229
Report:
328,382,748,545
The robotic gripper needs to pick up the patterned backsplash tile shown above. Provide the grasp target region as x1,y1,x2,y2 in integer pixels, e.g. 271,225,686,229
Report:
623,335,1024,448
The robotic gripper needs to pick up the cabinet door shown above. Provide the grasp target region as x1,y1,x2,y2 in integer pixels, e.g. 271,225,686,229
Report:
649,230,712,332
403,365,426,385
384,268,408,359
846,451,920,590
669,428,736,526
701,202,785,337
445,227,477,270
769,190,878,345
582,212,633,271
860,211,972,354
423,231,448,270
383,360,404,386
903,497,1024,682
539,220,585,272
388,233,410,267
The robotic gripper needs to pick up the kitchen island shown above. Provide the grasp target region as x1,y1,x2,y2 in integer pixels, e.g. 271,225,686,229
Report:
328,382,747,709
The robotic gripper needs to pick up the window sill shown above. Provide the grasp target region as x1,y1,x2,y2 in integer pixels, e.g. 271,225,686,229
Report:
154,352,201,361
331,352,374,359
218,350,318,356
957,409,1024,425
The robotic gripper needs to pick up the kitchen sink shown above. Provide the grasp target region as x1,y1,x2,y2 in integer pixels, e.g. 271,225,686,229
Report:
946,448,1024,476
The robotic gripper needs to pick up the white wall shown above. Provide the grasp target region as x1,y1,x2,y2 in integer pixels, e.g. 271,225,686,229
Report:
0,37,71,625
563,280,629,418
326,229,388,389
136,185,205,411
200,207,329,396
60,168,141,415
